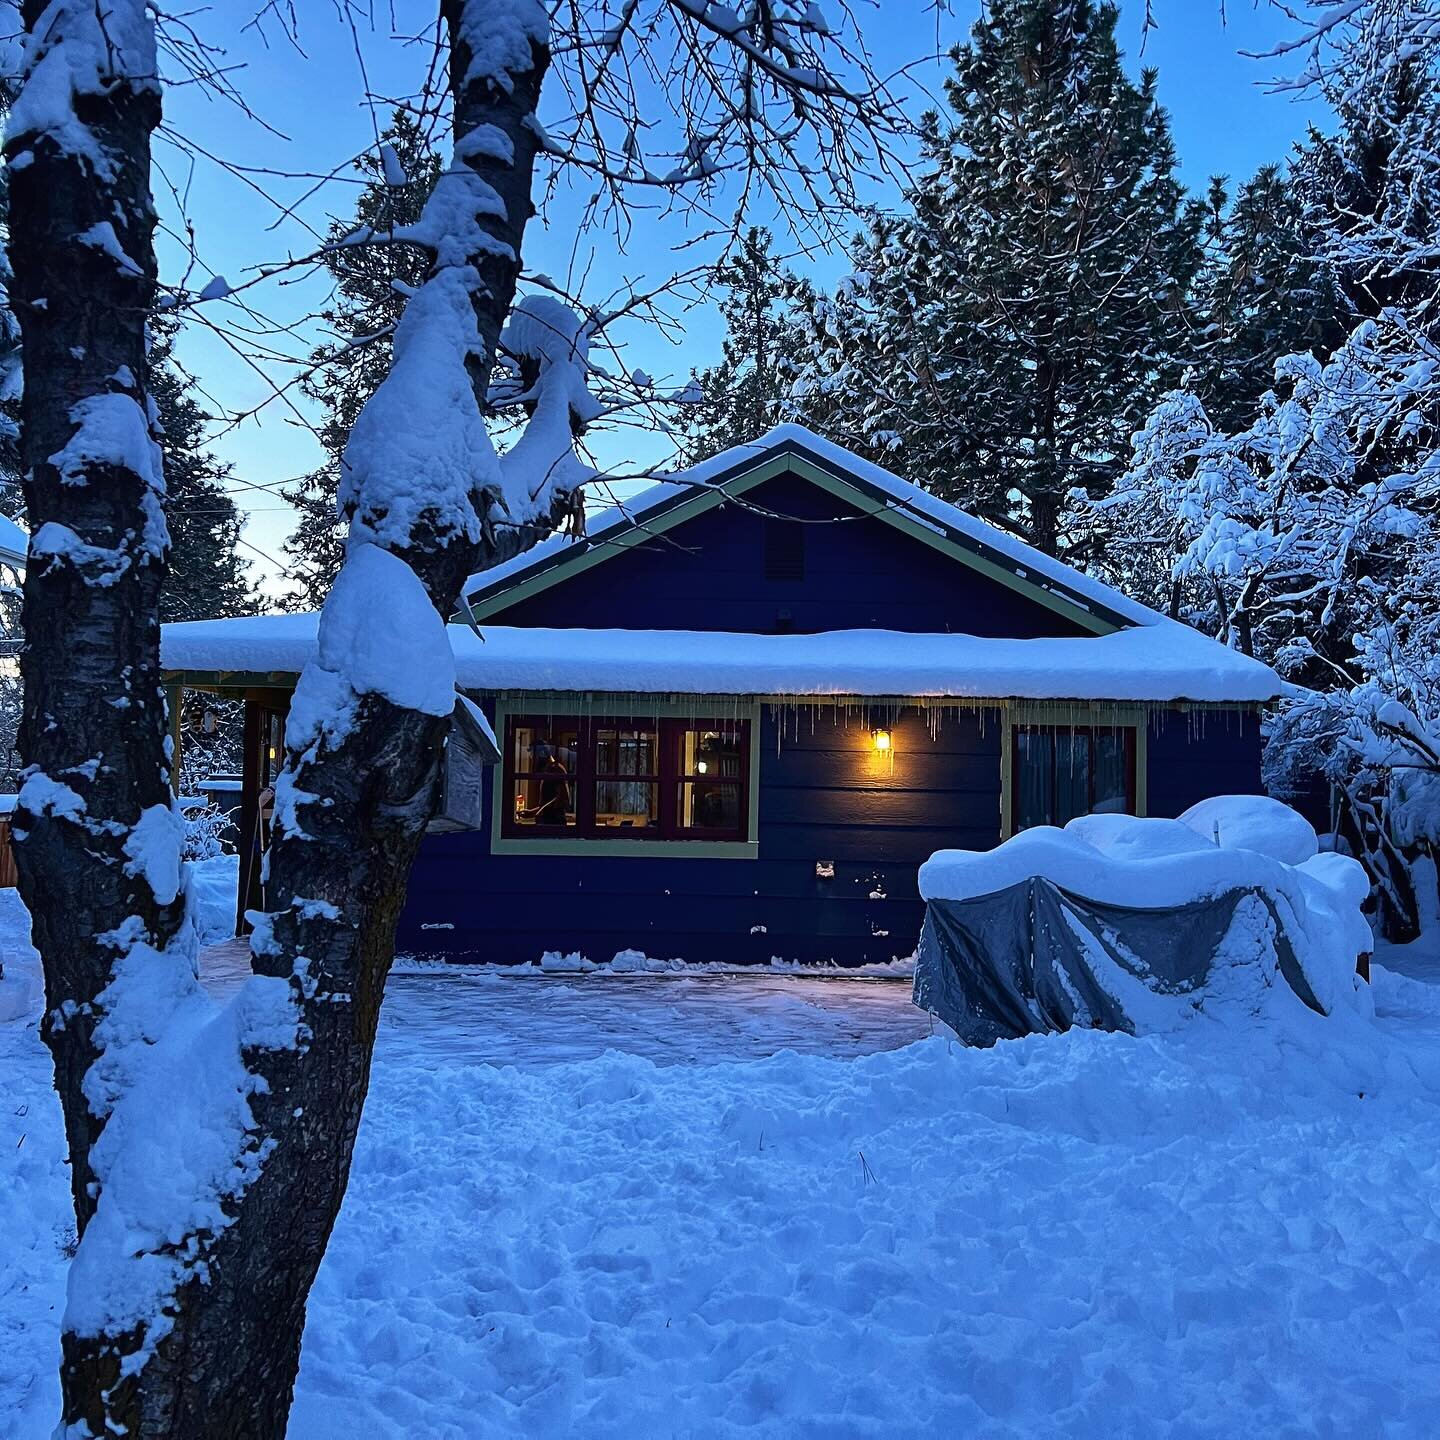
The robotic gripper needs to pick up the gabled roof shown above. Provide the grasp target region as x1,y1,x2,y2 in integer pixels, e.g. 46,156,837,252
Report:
462,424,1163,636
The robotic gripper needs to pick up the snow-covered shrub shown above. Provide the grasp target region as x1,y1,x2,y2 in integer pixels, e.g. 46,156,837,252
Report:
181,803,232,862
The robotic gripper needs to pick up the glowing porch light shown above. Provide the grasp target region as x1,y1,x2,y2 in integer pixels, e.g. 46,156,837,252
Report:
872,729,892,752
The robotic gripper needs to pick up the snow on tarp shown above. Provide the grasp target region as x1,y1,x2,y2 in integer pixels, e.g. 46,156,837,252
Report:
162,616,1282,704
915,800,1373,1045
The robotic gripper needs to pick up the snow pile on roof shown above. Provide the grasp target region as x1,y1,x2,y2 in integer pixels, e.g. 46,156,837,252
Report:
162,617,1282,704
0,514,27,568
464,423,1167,629
919,797,1372,1023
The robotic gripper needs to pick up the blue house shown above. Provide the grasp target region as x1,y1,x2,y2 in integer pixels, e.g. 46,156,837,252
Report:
162,427,1282,967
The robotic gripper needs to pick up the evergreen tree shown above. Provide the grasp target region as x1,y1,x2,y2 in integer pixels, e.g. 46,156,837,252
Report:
1293,50,1439,323
151,317,254,623
282,112,442,607
685,227,812,462
1189,165,1343,433
788,0,1205,555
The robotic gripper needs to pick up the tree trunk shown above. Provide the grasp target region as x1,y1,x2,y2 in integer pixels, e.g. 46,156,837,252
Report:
37,8,573,1434
8,0,168,1229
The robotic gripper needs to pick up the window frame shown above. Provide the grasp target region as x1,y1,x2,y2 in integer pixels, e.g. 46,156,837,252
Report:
500,710,754,848
1002,707,1147,838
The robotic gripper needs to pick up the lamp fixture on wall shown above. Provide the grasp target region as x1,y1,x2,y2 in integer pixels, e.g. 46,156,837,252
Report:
872,728,892,753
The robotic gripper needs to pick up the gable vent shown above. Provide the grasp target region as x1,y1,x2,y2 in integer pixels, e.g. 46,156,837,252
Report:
764,518,805,582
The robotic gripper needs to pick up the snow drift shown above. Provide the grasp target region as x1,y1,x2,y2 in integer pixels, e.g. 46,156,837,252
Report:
915,797,1373,1044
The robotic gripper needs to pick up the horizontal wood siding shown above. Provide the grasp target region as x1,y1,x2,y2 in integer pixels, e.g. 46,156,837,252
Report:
396,706,1003,966
1145,708,1264,817
484,473,1088,638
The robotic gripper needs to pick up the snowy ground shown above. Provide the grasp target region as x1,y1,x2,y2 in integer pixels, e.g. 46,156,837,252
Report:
5,893,1440,1436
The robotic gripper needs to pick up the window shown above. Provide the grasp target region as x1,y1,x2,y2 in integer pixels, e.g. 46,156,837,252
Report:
1012,725,1135,832
504,716,751,842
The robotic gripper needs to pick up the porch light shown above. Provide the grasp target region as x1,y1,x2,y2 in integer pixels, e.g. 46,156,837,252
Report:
872,728,892,752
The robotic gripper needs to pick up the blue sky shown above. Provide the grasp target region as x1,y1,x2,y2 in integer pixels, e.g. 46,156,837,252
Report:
155,1,1327,596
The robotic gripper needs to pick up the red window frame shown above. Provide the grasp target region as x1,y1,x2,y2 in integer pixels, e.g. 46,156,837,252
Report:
502,715,751,842
1010,724,1137,833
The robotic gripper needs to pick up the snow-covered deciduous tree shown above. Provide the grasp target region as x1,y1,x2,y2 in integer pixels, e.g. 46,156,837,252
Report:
685,225,813,462
787,0,1206,554
6,0,916,1432
1085,0,1440,936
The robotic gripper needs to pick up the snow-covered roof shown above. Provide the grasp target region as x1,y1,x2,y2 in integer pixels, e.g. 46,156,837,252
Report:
464,424,1165,632
162,617,1282,704
0,515,27,570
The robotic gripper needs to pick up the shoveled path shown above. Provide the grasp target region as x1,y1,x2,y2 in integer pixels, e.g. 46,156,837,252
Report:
200,939,933,1068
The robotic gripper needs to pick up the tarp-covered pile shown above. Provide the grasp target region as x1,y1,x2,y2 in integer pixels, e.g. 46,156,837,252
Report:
915,797,1373,1046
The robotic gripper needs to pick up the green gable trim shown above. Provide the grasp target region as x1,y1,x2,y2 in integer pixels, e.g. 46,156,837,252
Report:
460,439,1127,636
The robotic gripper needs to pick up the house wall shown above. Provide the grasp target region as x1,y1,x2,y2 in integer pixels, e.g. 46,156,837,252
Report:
1144,708,1266,818
397,706,1004,967
481,473,1090,638
396,702,1268,966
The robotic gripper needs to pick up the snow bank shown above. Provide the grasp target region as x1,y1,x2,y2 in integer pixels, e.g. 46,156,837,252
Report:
1177,793,1319,865
164,616,1281,704
919,801,1372,1024
189,853,239,946
7,884,1440,1437
393,948,916,978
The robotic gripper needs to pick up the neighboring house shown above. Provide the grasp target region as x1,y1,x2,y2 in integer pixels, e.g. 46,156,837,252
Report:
162,426,1282,966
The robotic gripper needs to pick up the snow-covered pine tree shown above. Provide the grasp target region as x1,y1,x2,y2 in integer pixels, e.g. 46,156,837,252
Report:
0,164,25,520
2,17,185,1431
150,318,254,623
282,111,441,608
788,0,1206,554
685,226,812,462
1189,165,1344,433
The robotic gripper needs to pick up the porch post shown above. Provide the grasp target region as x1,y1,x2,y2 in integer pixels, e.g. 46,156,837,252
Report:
167,684,183,796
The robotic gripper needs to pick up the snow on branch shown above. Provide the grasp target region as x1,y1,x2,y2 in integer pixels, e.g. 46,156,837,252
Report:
1246,1,1440,102
6,0,159,177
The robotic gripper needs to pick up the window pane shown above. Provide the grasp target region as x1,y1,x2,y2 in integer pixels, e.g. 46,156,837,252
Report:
594,780,658,829
1015,729,1053,830
595,726,657,777
512,720,578,776
513,773,574,828
683,727,744,780
681,781,741,831
1093,731,1130,815
1054,730,1091,826
511,721,577,828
